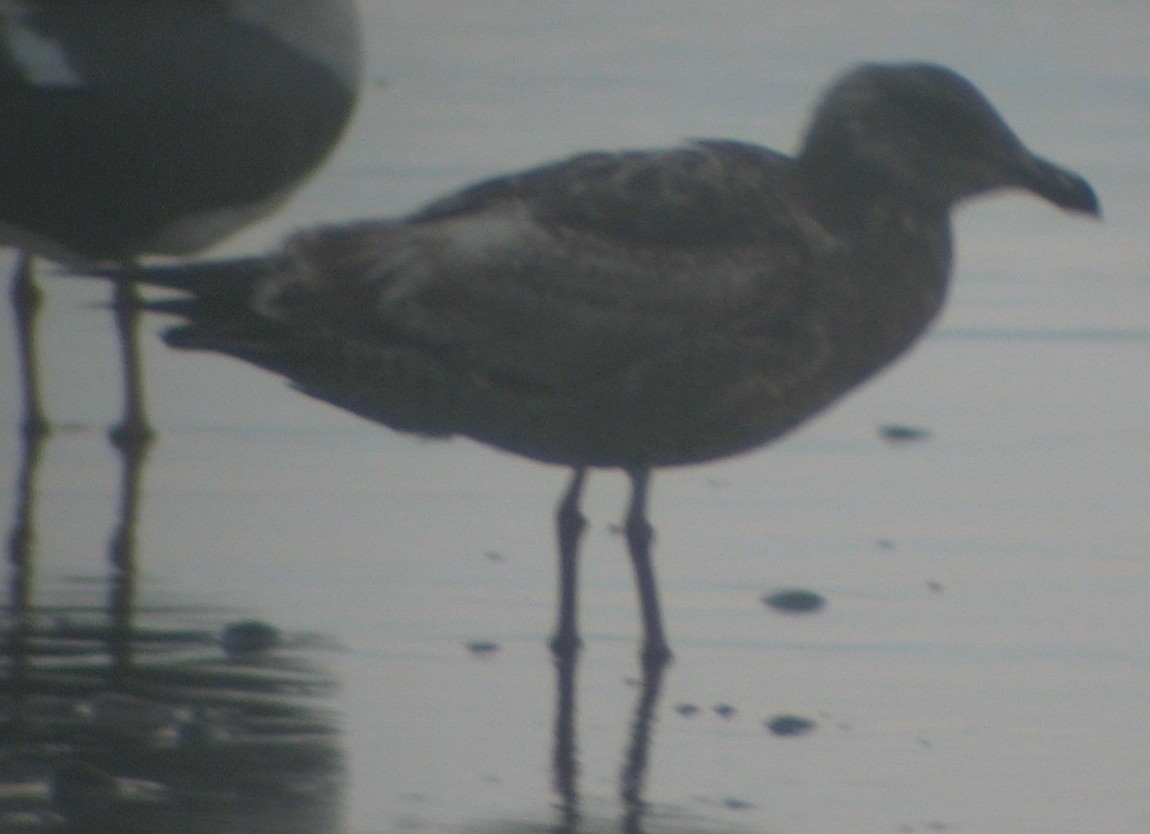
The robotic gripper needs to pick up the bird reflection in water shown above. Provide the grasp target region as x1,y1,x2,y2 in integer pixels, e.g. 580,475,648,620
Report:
0,412,344,832
548,651,668,833
1,419,675,833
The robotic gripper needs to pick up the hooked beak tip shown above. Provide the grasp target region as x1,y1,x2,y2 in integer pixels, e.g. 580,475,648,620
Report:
1020,154,1100,217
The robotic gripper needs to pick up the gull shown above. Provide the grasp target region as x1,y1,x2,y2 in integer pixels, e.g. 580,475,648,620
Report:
0,0,363,443
97,63,1098,663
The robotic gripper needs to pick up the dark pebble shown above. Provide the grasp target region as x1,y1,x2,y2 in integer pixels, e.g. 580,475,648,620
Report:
879,424,931,442
466,641,500,656
220,620,281,656
765,715,817,736
762,589,825,613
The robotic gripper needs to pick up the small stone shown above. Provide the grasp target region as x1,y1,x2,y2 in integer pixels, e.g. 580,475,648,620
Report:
762,589,825,613
466,641,500,657
220,620,281,657
879,424,931,442
765,715,816,736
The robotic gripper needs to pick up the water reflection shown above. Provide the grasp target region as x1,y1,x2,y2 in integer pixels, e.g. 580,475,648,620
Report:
105,400,151,686
617,660,666,834
479,652,671,834
4,356,45,696
2,308,756,833
550,651,580,830
1,411,344,833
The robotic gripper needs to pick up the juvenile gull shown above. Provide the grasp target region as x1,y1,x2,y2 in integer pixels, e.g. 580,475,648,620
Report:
0,0,363,442
105,63,1098,663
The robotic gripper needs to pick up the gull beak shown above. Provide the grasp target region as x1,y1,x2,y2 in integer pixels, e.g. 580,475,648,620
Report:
1015,152,1101,217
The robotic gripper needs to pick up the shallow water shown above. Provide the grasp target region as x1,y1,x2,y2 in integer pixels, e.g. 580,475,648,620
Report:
2,3,1149,833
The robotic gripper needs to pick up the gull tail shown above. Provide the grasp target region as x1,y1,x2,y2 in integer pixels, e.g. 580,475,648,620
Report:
73,257,292,363
76,256,267,298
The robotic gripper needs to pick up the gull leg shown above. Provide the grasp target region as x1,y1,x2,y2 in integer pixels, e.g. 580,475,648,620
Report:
11,253,50,439
624,468,672,666
549,467,587,658
108,261,155,450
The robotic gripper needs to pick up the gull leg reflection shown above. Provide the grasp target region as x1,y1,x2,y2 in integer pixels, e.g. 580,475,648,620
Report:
550,648,669,833
619,657,668,834
551,649,581,831
0,415,346,829
5,389,50,719
105,418,151,684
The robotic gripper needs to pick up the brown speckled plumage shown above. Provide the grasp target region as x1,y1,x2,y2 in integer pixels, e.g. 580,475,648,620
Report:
117,63,1099,661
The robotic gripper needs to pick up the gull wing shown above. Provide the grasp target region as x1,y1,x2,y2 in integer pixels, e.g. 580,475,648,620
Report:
262,141,834,397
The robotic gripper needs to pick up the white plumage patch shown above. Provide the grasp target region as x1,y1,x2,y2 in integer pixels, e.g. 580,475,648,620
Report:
439,204,543,259
0,1,87,88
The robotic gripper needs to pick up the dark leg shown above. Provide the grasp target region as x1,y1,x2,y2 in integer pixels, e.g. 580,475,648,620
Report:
549,467,587,658
624,469,672,666
11,253,50,439
108,260,155,450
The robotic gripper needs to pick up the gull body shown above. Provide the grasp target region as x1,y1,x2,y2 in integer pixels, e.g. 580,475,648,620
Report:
111,64,1099,662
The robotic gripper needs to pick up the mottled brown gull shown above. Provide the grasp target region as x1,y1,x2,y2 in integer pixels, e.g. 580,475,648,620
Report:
95,63,1099,664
